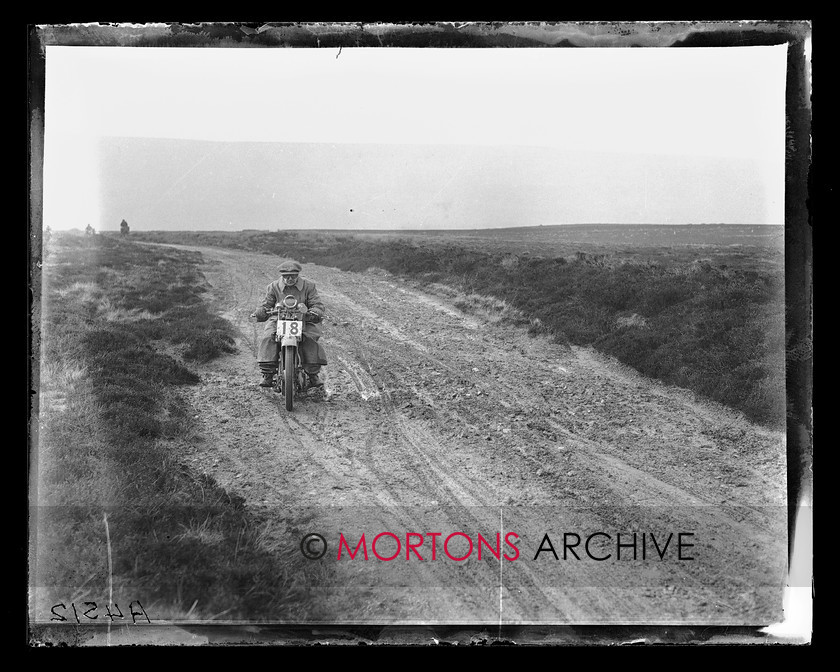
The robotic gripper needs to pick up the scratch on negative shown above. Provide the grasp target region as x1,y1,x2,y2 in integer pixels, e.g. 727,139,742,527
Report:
336,46,342,59
499,507,504,634
104,512,113,646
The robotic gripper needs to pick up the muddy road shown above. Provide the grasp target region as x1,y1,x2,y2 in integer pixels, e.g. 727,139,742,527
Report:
170,245,787,625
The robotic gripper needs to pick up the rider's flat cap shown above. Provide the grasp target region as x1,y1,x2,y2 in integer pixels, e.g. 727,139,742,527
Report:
278,260,302,274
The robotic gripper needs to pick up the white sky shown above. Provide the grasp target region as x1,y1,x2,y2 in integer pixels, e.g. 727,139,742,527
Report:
42,44,789,230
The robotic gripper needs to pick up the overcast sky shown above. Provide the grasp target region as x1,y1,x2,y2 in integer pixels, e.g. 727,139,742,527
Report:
42,43,789,230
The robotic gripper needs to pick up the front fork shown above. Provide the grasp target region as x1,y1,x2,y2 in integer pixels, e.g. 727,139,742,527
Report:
275,341,307,395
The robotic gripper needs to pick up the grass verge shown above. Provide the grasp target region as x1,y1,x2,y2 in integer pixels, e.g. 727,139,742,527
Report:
32,233,313,625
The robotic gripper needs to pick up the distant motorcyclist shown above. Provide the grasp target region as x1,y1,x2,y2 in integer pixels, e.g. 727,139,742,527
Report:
254,260,327,388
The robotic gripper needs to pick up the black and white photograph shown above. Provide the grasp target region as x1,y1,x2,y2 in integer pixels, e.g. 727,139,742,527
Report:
27,21,812,646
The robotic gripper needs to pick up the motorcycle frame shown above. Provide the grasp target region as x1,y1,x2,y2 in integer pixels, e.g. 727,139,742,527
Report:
273,311,309,402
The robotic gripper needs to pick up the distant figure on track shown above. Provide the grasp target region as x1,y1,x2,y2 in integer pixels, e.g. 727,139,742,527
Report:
85,223,95,236
120,219,130,236
253,260,327,388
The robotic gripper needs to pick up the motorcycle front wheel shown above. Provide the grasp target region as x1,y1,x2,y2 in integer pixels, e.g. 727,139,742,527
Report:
284,346,296,411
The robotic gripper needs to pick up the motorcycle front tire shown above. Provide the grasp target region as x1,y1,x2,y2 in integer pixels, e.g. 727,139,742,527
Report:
284,346,296,412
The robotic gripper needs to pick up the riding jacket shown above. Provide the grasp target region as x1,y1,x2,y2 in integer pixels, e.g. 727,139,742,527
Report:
259,277,325,339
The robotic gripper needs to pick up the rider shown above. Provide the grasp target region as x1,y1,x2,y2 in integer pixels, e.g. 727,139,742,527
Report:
254,260,327,388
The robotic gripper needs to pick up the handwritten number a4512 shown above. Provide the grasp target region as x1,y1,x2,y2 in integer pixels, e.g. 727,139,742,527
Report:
49,601,149,623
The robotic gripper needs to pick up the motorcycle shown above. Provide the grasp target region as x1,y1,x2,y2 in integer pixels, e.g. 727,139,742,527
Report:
251,296,316,411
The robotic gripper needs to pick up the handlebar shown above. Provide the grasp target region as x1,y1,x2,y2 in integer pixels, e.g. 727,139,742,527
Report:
249,307,324,322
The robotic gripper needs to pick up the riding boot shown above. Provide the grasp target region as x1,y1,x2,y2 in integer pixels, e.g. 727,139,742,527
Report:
259,362,277,387
305,365,324,387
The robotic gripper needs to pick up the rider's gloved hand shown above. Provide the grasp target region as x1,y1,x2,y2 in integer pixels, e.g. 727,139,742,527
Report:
307,312,322,324
254,306,268,322
297,303,308,314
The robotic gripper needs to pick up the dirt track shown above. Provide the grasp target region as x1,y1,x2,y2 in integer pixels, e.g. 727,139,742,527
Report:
171,244,787,625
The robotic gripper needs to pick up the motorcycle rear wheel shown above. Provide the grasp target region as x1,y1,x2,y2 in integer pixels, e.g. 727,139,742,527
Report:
284,346,296,411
